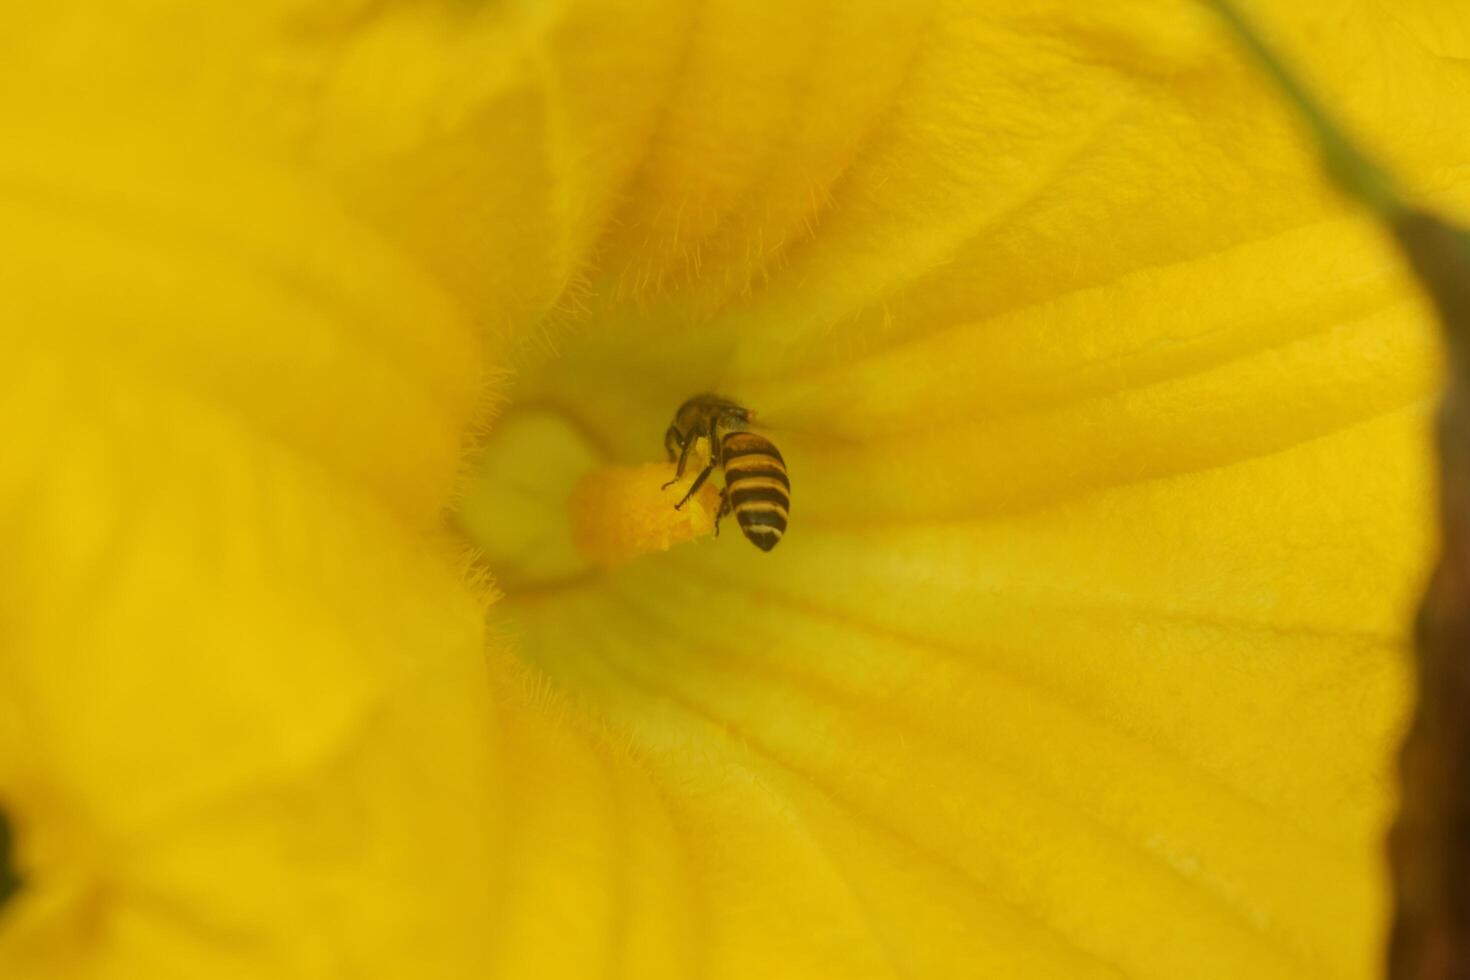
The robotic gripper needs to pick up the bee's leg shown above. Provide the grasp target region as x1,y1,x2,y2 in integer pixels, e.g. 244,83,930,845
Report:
663,425,683,463
714,486,731,537
709,423,723,467
688,421,726,511
674,460,717,510
661,428,697,489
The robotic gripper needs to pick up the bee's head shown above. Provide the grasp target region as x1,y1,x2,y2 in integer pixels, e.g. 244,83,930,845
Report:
674,394,754,434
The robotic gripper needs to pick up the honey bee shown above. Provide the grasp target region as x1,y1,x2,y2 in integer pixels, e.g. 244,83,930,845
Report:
662,394,789,551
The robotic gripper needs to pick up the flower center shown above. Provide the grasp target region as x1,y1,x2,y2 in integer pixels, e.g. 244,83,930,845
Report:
455,401,719,593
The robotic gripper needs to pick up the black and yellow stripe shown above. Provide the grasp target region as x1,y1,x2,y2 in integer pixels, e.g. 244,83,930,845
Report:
721,431,789,551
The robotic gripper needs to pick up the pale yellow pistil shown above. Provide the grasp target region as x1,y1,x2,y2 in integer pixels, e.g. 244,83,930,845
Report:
458,407,721,586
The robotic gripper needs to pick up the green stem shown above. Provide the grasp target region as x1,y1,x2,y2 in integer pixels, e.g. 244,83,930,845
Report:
1200,0,1406,217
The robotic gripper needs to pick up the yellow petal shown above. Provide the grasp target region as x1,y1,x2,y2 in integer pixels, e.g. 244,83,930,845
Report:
0,104,507,976
467,2,1466,978
4,2,1469,979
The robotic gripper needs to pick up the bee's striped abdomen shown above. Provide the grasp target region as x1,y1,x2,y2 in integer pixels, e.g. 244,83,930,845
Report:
721,431,789,551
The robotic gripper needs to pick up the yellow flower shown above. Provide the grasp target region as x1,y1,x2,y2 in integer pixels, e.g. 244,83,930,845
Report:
2,1,1467,978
